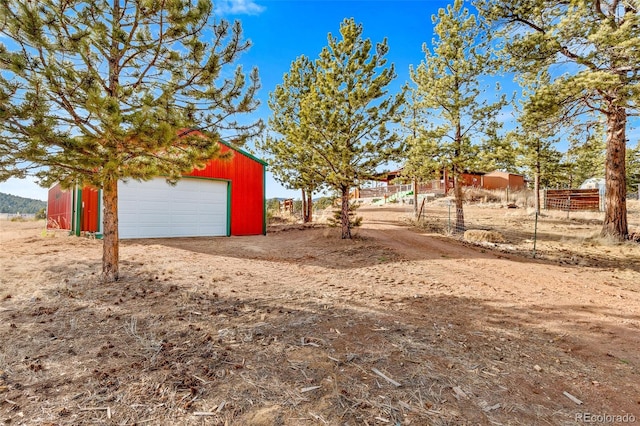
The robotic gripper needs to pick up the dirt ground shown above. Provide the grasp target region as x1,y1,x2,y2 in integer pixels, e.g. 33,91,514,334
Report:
1,205,639,425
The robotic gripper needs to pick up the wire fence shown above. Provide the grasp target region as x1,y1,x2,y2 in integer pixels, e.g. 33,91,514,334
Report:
271,189,640,259
405,192,640,258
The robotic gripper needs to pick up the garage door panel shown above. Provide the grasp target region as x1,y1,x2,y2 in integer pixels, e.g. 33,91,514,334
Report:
118,178,228,239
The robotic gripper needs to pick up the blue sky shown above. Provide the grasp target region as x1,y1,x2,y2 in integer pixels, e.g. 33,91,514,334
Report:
1,0,456,201
241,0,456,199
3,0,636,201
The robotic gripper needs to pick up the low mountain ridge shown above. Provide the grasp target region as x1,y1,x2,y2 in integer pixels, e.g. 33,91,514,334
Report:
0,192,47,214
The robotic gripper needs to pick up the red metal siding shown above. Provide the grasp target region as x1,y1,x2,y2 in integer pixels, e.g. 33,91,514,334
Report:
81,188,100,232
49,136,265,237
188,143,265,236
483,172,526,190
47,184,72,230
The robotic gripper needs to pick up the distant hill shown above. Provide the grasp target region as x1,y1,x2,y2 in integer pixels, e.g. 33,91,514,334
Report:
0,192,47,214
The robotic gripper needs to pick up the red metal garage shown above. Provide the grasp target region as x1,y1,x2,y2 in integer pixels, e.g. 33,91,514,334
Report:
188,141,266,236
47,183,74,230
47,138,266,238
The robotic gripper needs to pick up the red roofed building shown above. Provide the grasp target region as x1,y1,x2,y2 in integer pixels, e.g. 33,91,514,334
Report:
47,135,266,238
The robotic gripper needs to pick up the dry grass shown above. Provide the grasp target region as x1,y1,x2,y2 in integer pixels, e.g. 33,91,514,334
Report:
1,208,639,425
463,229,506,243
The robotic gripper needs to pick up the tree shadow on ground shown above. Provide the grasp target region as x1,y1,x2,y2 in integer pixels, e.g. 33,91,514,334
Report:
2,270,638,425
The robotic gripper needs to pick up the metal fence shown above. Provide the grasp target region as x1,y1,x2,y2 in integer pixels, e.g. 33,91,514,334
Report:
359,181,446,199
544,189,602,211
354,186,637,258
408,196,640,258
0,213,37,220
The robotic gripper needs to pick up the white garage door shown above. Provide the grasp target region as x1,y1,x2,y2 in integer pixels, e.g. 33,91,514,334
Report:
118,178,228,239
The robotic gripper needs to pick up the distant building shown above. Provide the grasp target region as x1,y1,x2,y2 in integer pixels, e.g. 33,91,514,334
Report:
482,171,526,191
579,178,606,191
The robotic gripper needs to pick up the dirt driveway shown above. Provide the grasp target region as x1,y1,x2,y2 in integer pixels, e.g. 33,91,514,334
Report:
0,206,639,425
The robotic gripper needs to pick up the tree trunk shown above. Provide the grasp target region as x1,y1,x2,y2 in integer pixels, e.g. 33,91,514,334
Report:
340,186,351,239
454,174,465,233
301,189,308,222
101,175,119,282
534,171,541,214
306,190,313,223
413,178,419,218
453,115,464,233
601,106,628,239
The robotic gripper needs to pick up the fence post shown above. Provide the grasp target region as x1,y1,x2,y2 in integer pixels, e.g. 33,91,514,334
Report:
533,210,539,258
448,200,451,234
417,198,426,222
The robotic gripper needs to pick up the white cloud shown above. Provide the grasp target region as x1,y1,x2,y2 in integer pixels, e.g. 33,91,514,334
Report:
215,0,265,16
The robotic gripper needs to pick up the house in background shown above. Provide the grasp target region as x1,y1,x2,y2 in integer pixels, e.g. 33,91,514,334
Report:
482,171,527,191
373,168,486,189
47,138,266,239
441,169,485,189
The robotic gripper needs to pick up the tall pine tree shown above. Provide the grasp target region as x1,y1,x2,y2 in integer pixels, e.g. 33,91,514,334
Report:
0,0,262,281
260,55,323,223
564,124,606,187
477,0,640,240
511,127,563,213
401,87,441,217
272,18,404,239
411,0,506,232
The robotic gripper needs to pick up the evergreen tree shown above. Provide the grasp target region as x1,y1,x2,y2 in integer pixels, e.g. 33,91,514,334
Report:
511,127,563,213
260,55,323,223
0,0,262,281
298,18,404,238
477,0,640,239
411,0,506,232
514,70,568,211
477,132,519,173
401,87,441,217
627,140,640,196
564,124,606,187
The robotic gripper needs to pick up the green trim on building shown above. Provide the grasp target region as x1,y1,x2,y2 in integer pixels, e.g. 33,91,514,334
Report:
74,187,82,236
262,165,267,235
96,189,103,239
180,127,267,166
226,181,232,237
218,139,268,166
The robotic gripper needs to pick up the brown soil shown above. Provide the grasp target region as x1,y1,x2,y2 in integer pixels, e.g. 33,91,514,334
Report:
0,206,639,425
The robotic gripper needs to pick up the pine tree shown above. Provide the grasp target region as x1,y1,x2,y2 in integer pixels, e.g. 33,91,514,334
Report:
511,127,563,213
0,0,262,281
260,55,323,223
411,0,506,232
627,140,640,195
477,133,519,174
294,19,404,239
477,0,640,240
565,124,606,187
401,87,441,217
514,71,568,212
